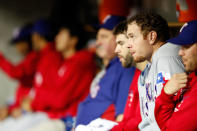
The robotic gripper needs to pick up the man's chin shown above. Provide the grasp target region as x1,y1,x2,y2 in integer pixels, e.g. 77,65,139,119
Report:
133,58,145,63
185,66,197,73
96,51,104,58
121,61,132,68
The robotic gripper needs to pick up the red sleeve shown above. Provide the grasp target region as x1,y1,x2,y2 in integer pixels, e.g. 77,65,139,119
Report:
155,82,197,131
0,52,38,79
155,89,175,130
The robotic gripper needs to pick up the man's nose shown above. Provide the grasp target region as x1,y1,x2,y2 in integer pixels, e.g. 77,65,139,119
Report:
178,48,184,56
115,45,120,54
96,39,102,48
127,43,132,49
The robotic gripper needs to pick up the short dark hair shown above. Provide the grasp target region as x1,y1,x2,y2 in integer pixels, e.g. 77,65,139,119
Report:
127,10,170,42
58,23,87,50
113,20,127,36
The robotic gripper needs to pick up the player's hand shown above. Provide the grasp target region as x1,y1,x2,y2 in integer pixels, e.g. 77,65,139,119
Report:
11,107,22,118
164,73,188,95
0,106,8,121
21,96,32,112
116,114,123,122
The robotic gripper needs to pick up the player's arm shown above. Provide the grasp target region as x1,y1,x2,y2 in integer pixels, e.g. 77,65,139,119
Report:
0,52,38,79
155,73,188,130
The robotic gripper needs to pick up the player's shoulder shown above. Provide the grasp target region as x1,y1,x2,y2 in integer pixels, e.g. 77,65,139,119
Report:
154,42,181,58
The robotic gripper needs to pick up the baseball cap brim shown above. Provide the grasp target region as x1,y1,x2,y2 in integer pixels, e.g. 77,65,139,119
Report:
96,15,126,31
167,36,196,45
168,20,197,45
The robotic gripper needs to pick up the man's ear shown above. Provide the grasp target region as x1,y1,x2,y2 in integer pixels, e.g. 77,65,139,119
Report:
147,31,157,45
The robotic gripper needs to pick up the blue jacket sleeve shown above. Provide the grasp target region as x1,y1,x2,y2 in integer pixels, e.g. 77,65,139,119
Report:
114,67,136,116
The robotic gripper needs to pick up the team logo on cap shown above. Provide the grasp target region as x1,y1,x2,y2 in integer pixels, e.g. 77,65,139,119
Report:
102,15,111,24
13,28,20,39
180,23,188,33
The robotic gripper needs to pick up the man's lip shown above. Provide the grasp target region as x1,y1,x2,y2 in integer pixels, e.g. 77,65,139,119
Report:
181,59,188,67
183,61,187,66
182,58,187,63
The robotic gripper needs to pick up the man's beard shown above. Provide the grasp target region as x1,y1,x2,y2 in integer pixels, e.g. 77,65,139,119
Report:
133,55,146,63
122,54,134,68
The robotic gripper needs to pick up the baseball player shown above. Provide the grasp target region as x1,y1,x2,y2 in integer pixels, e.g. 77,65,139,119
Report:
155,20,197,131
0,23,38,120
75,15,136,130
127,11,185,131
0,19,63,131
111,20,147,131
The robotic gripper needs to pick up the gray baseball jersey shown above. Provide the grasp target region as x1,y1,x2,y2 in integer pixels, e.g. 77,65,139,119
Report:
138,43,185,131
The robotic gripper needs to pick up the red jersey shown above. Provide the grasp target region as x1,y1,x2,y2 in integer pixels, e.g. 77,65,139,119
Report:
0,51,39,111
31,43,62,113
111,69,141,131
48,50,96,118
155,72,197,131
32,49,96,119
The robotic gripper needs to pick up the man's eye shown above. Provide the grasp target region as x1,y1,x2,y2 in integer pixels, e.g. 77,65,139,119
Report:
128,35,134,39
182,45,192,49
119,42,124,46
128,36,133,41
186,45,192,48
117,42,123,45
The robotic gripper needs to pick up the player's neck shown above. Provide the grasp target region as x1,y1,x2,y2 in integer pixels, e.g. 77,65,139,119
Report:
149,41,165,62
62,48,76,59
39,40,48,50
135,60,148,71
103,58,110,67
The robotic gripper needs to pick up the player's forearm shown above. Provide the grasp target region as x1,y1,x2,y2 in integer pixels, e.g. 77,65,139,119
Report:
155,89,176,130
0,55,25,79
